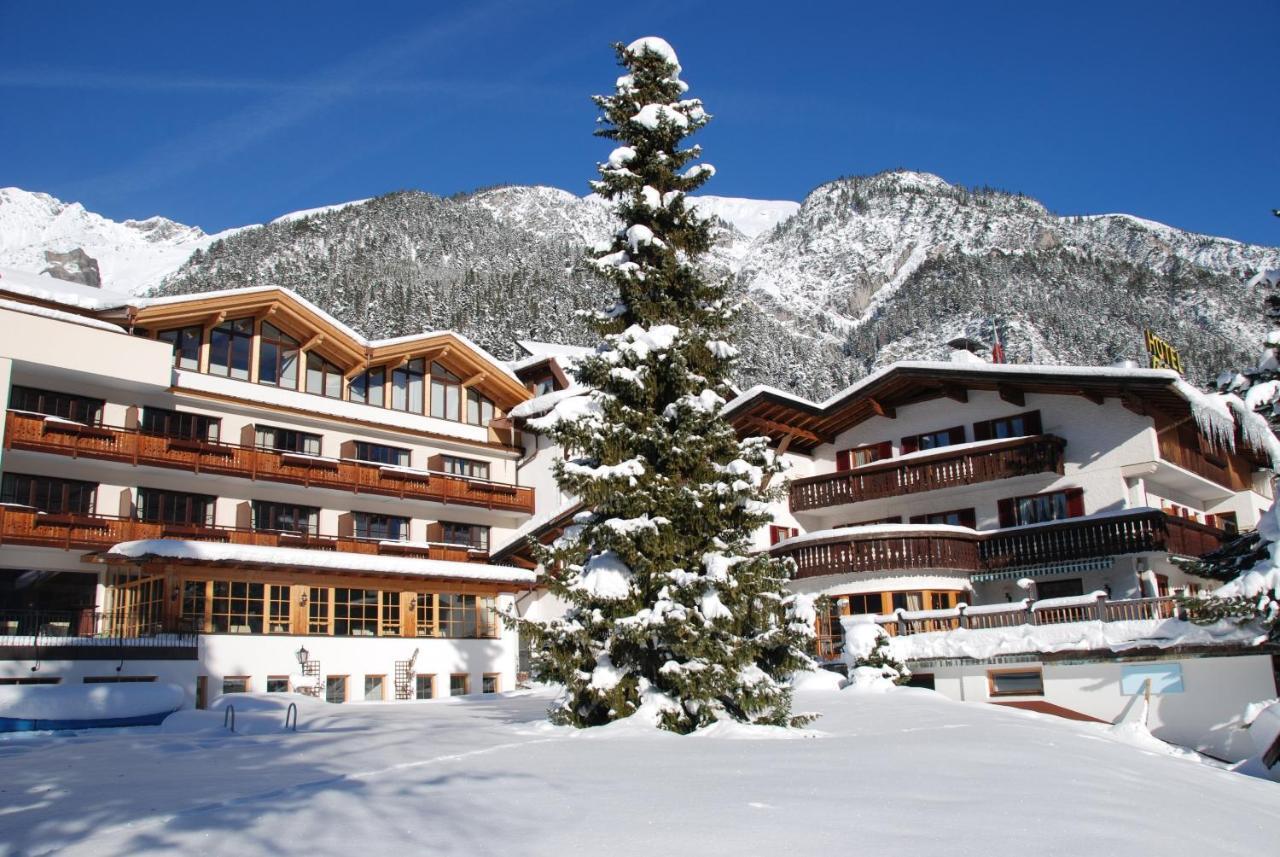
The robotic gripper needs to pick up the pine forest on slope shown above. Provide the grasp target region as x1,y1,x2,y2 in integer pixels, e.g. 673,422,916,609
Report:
4,172,1277,399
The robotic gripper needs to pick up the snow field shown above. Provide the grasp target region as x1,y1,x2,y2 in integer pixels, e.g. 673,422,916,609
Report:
0,683,1275,856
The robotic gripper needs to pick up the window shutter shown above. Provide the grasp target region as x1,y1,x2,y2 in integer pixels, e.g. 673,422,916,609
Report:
1065,487,1085,518
235,501,252,530
973,419,993,442
239,424,257,447
427,453,444,473
875,441,892,460
337,513,354,538
957,508,977,528
427,522,444,543
901,436,919,454
339,440,356,460
835,450,852,472
947,426,966,445
997,498,1016,528
1024,410,1043,436
908,514,926,525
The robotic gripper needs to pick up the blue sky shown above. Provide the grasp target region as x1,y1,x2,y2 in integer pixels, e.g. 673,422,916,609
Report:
1,1,1276,244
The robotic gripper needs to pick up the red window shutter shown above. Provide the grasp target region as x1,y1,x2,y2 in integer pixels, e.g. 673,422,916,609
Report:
835,450,852,472
973,419,993,442
1065,487,1085,518
957,508,977,528
901,436,919,454
947,426,965,445
339,440,356,459
875,441,892,460
1024,410,1043,435
997,498,1016,528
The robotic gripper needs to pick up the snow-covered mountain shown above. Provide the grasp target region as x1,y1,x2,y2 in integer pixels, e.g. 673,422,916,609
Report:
4,173,1277,399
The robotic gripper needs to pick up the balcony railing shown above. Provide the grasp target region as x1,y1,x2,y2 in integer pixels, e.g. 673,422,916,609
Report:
789,435,1067,512
0,608,199,646
0,505,485,562
773,509,1225,580
3,411,534,514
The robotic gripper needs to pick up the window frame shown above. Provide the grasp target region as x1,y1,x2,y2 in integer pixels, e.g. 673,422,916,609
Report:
254,425,322,456
221,676,251,695
136,487,216,527
257,321,301,390
437,521,490,552
481,673,500,694
450,673,471,696
415,674,435,699
973,410,1043,442
9,385,105,425
987,668,1045,697
305,351,344,399
900,425,965,455
364,674,386,701
252,501,320,536
325,675,348,704
0,472,97,514
158,325,203,371
349,366,386,407
438,455,490,481
207,317,254,380
352,441,409,467
140,406,221,443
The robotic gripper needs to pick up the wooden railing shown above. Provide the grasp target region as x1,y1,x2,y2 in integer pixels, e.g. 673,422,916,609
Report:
0,505,485,562
1156,430,1252,491
789,435,1066,512
3,411,534,514
0,608,199,645
773,509,1225,580
872,594,1182,639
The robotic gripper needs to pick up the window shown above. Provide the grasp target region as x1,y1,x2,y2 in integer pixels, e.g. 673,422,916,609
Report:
137,488,215,526
438,594,498,638
258,322,300,389
9,385,104,424
392,358,425,413
438,456,489,480
415,675,435,699
836,441,891,471
0,473,96,514
222,676,250,695
181,580,207,629
158,326,202,371
267,676,290,693
416,593,437,637
973,410,1042,441
380,591,402,636
0,677,60,685
140,407,220,442
466,388,495,426
211,581,264,634
308,587,331,634
769,525,799,545
905,673,936,690
208,317,253,379
83,675,157,684
890,591,925,612
929,592,958,610
998,488,1084,527
354,512,410,541
268,585,291,633
349,367,385,407
364,675,386,701
352,441,409,467
901,426,965,454
326,675,347,704
306,352,343,399
1037,578,1084,600
334,588,378,636
909,508,976,528
450,674,470,696
254,425,322,456
438,522,489,551
988,669,1044,697
531,376,556,396
846,593,882,615
482,674,499,694
429,362,461,420
844,516,902,527
252,501,319,535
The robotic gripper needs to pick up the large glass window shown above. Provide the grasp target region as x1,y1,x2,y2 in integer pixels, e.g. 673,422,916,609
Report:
9,385,104,425
380,592,401,637
348,367,385,407
438,594,498,638
352,441,409,467
268,585,291,633
325,676,347,704
210,581,264,634
465,388,495,426
901,425,964,454
308,587,330,634
438,456,489,480
0,473,96,514
208,317,253,380
429,362,461,420
416,593,437,637
158,326,202,371
438,522,489,551
252,501,319,535
306,353,343,399
333,588,378,636
392,358,425,413
354,512,410,541
988,669,1044,697
140,407,220,442
258,322,300,389
415,675,434,699
254,425,321,455
137,488,215,526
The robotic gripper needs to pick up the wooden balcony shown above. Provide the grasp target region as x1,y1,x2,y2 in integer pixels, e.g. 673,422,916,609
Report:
0,505,486,562
774,509,1225,580
4,410,533,514
789,434,1066,512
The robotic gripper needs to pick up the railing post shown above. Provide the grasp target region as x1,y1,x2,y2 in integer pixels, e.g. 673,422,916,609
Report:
957,603,968,629
1094,592,1108,622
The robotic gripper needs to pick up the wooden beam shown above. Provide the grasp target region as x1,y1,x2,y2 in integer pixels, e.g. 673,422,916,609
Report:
997,385,1025,407
461,371,487,389
742,416,821,444
206,310,226,326
866,397,896,419
301,333,325,352
940,384,968,403
1120,392,1148,416
760,432,795,491
1077,389,1105,406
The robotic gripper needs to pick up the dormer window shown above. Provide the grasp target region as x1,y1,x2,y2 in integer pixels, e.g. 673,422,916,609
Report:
208,318,253,380
258,323,300,389
158,326,202,371
306,353,343,399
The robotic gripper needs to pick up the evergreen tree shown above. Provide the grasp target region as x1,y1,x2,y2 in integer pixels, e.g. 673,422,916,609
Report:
514,37,816,733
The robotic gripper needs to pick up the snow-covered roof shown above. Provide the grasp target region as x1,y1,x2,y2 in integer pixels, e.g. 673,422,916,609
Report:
515,339,594,361
0,265,134,311
0,297,125,333
489,500,583,560
509,387,586,420
101,539,536,586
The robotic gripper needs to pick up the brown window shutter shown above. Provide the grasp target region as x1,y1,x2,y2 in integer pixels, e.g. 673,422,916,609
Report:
235,501,252,530
239,424,257,447
957,508,977,528
947,426,965,445
427,522,444,543
427,453,444,472
901,436,919,454
875,441,892,460
973,419,993,442
1065,487,1085,518
835,450,851,472
997,498,1016,528
339,440,356,459
337,512,354,538
1024,410,1043,436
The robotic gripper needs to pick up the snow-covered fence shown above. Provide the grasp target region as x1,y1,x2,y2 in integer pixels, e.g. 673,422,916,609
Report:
870,594,1183,638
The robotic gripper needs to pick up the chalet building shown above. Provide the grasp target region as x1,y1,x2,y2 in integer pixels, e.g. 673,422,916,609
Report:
0,270,539,705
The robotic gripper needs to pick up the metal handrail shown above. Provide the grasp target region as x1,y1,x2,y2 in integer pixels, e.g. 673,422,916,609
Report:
284,702,298,732
223,704,235,733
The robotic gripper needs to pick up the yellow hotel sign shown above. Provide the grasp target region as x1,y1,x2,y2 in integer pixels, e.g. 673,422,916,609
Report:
1145,330,1184,375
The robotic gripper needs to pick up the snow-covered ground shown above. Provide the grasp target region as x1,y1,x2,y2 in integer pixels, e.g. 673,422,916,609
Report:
0,681,1273,856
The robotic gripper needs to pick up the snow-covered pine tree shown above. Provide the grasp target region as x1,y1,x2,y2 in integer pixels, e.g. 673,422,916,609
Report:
515,37,816,733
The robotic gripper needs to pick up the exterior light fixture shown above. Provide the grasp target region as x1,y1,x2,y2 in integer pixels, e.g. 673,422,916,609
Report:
296,645,309,666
